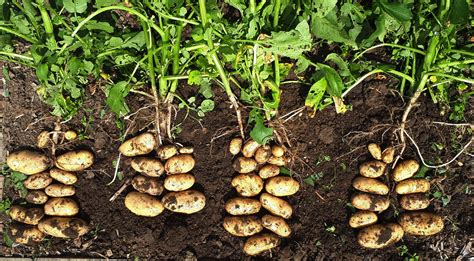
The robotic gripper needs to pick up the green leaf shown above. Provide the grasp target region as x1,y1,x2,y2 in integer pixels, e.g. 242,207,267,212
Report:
378,0,413,22
311,15,356,47
305,77,327,113
94,0,118,8
449,0,470,24
325,53,352,78
3,230,13,247
85,20,114,33
304,172,324,186
188,70,202,85
122,32,146,50
36,64,49,81
63,0,88,13
265,20,312,59
199,99,215,113
321,65,344,97
248,109,273,144
313,0,338,17
106,81,130,117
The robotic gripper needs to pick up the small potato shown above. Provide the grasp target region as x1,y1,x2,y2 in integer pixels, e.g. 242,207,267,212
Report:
229,138,243,155
351,193,390,212
124,191,165,217
255,145,271,164
265,176,300,197
9,206,44,225
119,132,156,157
242,140,261,158
260,193,292,219
38,217,89,238
131,157,165,177
357,223,404,249
50,168,77,185
9,223,45,244
164,174,195,192
395,178,430,195
271,145,285,157
261,214,291,237
162,190,206,214
352,176,389,195
55,150,94,172
64,130,78,140
132,175,164,196
368,143,382,160
6,150,50,175
349,210,378,228
392,159,420,182
399,194,430,211
25,191,48,205
225,197,261,215
223,216,263,237
267,156,286,166
165,154,195,174
45,184,76,197
359,160,387,178
243,233,280,256
24,172,53,190
258,164,280,179
157,145,178,160
231,173,264,197
381,147,395,163
398,212,444,236
233,157,257,174
37,131,50,149
179,147,194,154
44,198,79,216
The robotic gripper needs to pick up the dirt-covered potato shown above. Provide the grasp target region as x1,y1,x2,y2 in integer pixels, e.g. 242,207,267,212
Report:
164,174,195,192
131,157,165,177
399,194,430,210
37,131,50,149
6,150,50,175
44,198,79,216
258,164,280,179
132,175,164,196
231,173,264,197
24,172,53,190
45,184,76,197
262,214,291,237
267,156,286,166
242,140,261,158
50,168,78,185
398,212,444,236
38,217,89,238
260,193,292,219
162,190,206,214
9,206,44,225
359,160,387,178
349,210,378,228
352,176,389,195
351,193,390,212
157,145,178,160
392,159,420,182
381,147,395,164
271,145,285,157
165,154,195,174
64,130,78,140
225,197,261,215
119,132,156,156
229,138,243,155
395,178,430,194
255,145,271,164
243,233,280,256
265,176,300,197
233,157,257,174
25,190,48,205
124,191,165,217
357,223,404,249
223,216,263,237
9,223,45,245
368,143,382,160
179,147,194,154
55,150,94,172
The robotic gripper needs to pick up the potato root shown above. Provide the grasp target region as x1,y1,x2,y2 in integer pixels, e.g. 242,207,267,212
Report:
162,190,206,214
265,176,300,197
395,179,430,194
23,172,53,190
258,164,280,179
157,145,178,160
351,193,390,212
50,168,78,185
229,138,243,155
9,206,44,225
9,224,45,245
131,157,165,177
381,147,395,164
45,184,76,197
119,132,156,156
399,194,430,211
260,193,292,219
233,157,257,174
231,173,264,197
352,176,389,195
349,210,378,228
261,214,291,237
392,159,420,182
359,161,386,178
38,217,89,238
124,191,164,217
223,216,263,237
255,145,271,164
243,233,280,256
7,150,50,175
165,154,195,174
242,140,261,158
25,190,48,205
225,197,261,215
55,150,94,172
357,223,404,248
164,173,195,192
398,212,444,236
132,175,164,196
368,143,382,160
44,198,79,216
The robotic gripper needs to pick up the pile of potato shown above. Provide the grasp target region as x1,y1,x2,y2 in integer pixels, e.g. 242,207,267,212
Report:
224,138,299,256
119,132,205,216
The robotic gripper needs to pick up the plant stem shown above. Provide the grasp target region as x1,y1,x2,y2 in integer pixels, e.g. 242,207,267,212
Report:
249,0,256,15
426,72,474,84
273,0,281,29
0,52,34,61
354,43,425,61
435,59,474,69
0,26,37,43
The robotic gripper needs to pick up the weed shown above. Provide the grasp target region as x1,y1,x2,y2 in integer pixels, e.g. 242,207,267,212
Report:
304,172,324,187
1,165,28,198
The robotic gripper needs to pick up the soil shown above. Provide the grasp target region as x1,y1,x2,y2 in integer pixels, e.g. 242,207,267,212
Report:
1,62,473,260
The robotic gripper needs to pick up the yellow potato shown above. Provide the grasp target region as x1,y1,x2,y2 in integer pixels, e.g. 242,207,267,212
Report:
44,198,79,216
55,150,94,172
359,160,386,178
229,138,243,156
271,145,285,157
260,193,292,219
242,140,261,158
64,130,78,140
45,184,76,197
38,217,89,238
6,150,50,175
124,191,164,217
233,157,257,174
349,210,378,228
357,223,404,249
398,212,444,236
24,172,53,190
381,147,395,164
225,197,261,215
9,224,45,245
119,132,156,156
399,194,430,210
164,174,195,192
261,214,291,237
50,168,78,185
395,178,430,194
9,206,44,225
179,147,194,154
165,154,195,174
392,159,420,182
351,193,390,212
267,156,286,166
37,131,50,149
157,145,178,160
265,176,300,196
258,164,280,179
352,176,389,195
231,173,264,197
223,216,263,237
243,233,280,256
255,145,271,164
25,190,48,205
131,175,164,196
162,190,206,214
368,143,382,160
131,157,165,177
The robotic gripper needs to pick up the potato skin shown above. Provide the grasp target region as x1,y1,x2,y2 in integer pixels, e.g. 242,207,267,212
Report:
223,216,263,237
45,184,76,197
265,176,300,197
271,145,285,157
37,131,50,149
55,150,94,172
381,147,395,164
25,190,48,205
38,217,89,238
267,156,286,166
368,143,382,160
399,194,430,210
9,205,44,225
242,140,261,158
349,211,378,228
352,176,389,195
131,157,165,177
165,154,195,174
132,175,164,196
262,214,291,237
119,132,156,157
243,233,280,256
50,168,77,185
44,198,79,216
392,159,420,182
398,212,444,236
157,145,178,160
258,164,280,179
9,223,45,245
179,147,194,154
164,174,195,192
231,173,264,197
162,190,206,214
255,145,271,164
359,160,387,178
124,191,164,217
395,178,430,194
260,193,292,219
351,193,390,212
7,150,50,175
357,223,404,249
225,197,261,215
233,157,257,174
24,172,53,190
229,138,243,156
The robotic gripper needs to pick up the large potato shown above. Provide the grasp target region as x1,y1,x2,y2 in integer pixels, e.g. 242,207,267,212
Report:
359,160,386,178
223,216,263,237
131,157,165,177
38,217,89,238
132,175,164,196
233,157,257,174
351,193,390,212
119,132,156,156
255,145,271,164
164,174,195,192
6,150,50,175
229,138,243,156
162,190,206,214
398,212,444,236
267,156,286,166
124,191,164,217
45,184,76,197
242,140,261,158
392,159,420,182
260,193,292,219
352,176,389,195
25,190,48,205
381,147,395,163
261,214,291,237
165,154,195,174
231,173,264,197
258,164,280,179
399,194,430,210
395,178,430,194
243,233,280,256
44,198,79,216
9,223,45,244
55,150,94,172
265,176,300,197
357,223,404,249
368,143,382,160
271,145,285,157
349,210,378,228
50,168,77,185
157,145,178,160
225,197,261,215
23,172,53,190
9,205,44,225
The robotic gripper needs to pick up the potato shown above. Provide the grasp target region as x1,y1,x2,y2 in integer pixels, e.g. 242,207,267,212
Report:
399,194,430,210
64,130,77,140
50,168,77,185
131,175,164,196
37,131,50,149
261,214,291,237
242,140,261,158
368,143,382,160
233,157,257,174
349,210,378,228
165,154,195,174
162,190,206,214
9,206,44,225
352,176,389,195
179,147,194,154
25,190,48,205
6,150,50,175
381,147,395,164
164,174,195,192
157,145,178,160
231,173,264,197
119,132,156,156
24,172,53,190
38,217,89,238
351,193,390,212
398,212,444,236
124,191,164,217
392,159,420,182
271,145,285,157
55,150,94,172
395,178,430,195
223,216,263,237
243,233,280,256
267,156,286,166
131,157,165,177
44,198,79,216
45,184,76,197
229,138,243,156
359,160,387,178
225,197,261,215
260,193,292,219
258,164,280,179
9,223,45,244
255,145,271,164
357,223,404,249
265,176,300,197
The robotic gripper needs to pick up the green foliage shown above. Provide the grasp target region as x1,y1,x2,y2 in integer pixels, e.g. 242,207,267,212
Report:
0,198,11,213
1,165,28,198
248,109,273,145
